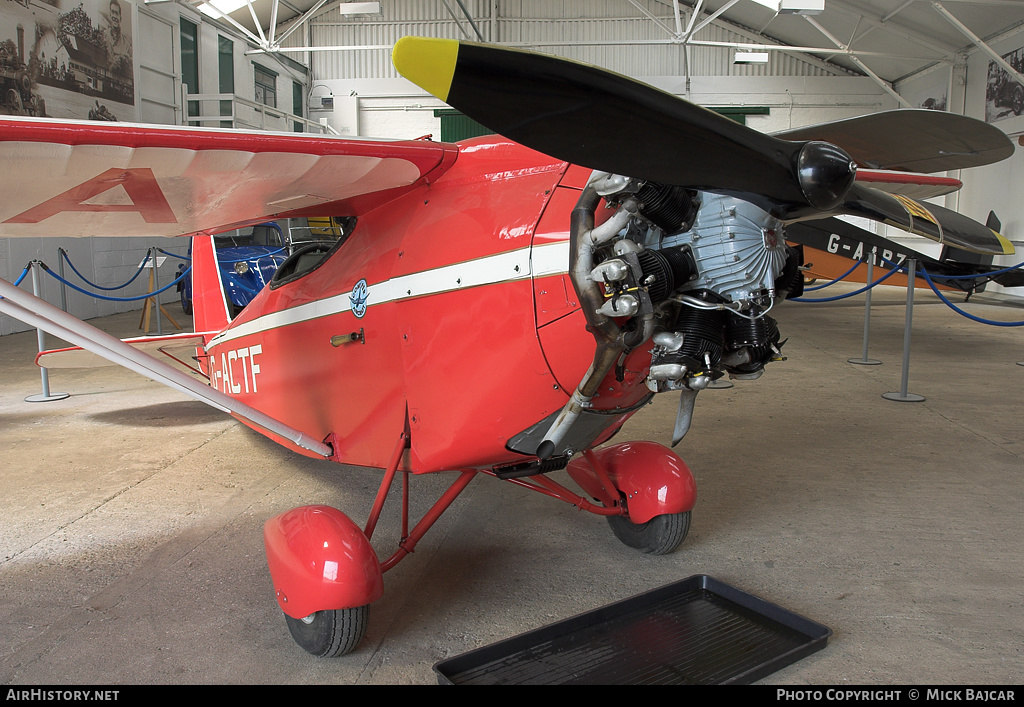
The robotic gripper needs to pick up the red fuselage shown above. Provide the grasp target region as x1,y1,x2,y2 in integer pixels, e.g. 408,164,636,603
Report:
205,136,652,472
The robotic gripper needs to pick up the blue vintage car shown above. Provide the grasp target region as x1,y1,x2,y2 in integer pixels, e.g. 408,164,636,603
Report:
178,222,288,318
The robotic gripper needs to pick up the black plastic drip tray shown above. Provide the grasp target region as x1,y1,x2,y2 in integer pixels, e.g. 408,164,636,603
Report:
434,574,831,685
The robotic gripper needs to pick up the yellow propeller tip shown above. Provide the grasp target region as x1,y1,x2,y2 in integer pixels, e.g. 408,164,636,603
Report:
392,36,460,102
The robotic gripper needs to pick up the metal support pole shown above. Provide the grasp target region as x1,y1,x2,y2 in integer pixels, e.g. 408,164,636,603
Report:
883,258,925,402
849,252,881,366
57,248,68,313
151,248,164,336
24,261,70,403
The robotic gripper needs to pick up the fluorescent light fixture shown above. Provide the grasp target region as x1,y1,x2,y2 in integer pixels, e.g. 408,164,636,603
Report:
779,0,825,14
198,0,245,19
199,0,380,20
338,2,381,14
748,0,825,13
735,51,770,64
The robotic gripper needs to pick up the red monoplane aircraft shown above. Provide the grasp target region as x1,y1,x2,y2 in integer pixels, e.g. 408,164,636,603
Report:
0,37,1013,657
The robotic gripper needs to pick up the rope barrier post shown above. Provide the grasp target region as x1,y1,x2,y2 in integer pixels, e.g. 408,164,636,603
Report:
57,248,68,313
848,251,881,366
24,261,70,403
883,258,925,403
138,248,181,335
152,248,164,336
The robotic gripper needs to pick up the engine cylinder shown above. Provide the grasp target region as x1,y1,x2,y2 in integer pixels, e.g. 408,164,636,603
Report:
723,313,781,374
635,182,699,233
636,247,696,304
657,306,725,369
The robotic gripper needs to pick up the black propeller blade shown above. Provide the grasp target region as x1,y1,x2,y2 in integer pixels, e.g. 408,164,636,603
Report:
392,37,1012,256
774,109,1014,173
392,36,856,216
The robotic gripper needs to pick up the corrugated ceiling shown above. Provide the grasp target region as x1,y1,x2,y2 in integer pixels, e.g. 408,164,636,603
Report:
189,0,1024,85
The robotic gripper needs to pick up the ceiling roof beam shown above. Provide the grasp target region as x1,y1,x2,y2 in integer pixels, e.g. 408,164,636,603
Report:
803,15,911,107
932,0,1024,85
689,0,741,37
274,0,331,47
244,0,267,45
269,0,280,44
453,0,484,41
828,0,961,56
881,0,915,22
204,4,267,48
251,36,941,62
626,0,680,38
440,0,473,39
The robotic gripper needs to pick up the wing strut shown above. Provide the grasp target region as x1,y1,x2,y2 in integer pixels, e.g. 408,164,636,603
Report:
0,278,332,459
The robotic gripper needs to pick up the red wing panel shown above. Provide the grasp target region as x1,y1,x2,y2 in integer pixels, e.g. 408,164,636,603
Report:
855,169,962,199
0,117,456,239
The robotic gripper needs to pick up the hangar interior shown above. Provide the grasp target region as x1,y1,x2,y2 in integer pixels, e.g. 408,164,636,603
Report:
1,0,1023,685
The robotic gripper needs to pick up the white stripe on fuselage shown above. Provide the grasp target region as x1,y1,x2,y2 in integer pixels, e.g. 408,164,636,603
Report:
208,240,571,349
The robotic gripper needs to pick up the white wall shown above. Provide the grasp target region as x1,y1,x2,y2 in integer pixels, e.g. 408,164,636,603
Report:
311,74,894,141
0,236,189,337
0,1,308,336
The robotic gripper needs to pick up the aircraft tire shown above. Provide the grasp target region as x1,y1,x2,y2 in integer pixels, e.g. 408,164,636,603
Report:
284,605,369,657
607,510,690,555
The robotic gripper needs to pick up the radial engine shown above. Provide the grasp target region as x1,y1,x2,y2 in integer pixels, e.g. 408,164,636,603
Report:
539,173,804,454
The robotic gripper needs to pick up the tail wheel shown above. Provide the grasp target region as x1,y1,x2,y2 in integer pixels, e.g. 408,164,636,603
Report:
284,605,369,657
607,510,691,555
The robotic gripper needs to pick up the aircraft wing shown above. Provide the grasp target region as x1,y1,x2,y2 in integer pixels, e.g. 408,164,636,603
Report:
773,109,1014,173
0,117,456,239
836,182,1013,256
787,215,1024,291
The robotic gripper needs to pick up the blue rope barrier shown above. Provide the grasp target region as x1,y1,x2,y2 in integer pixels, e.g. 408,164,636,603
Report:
155,248,191,261
802,259,861,291
791,262,902,302
40,262,192,302
919,265,1024,327
60,248,152,291
12,265,29,287
915,260,1024,281
0,265,31,301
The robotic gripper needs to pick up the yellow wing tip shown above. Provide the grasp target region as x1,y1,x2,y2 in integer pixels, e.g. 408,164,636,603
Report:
392,36,459,102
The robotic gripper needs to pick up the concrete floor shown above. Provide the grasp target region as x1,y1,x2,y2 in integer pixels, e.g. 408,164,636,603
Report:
1,282,1022,685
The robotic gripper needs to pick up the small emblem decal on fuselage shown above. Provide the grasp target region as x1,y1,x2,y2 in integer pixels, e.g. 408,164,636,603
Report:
350,278,369,318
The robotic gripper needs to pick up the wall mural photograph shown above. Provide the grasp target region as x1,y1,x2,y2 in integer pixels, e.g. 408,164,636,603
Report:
0,0,135,121
985,44,1024,124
